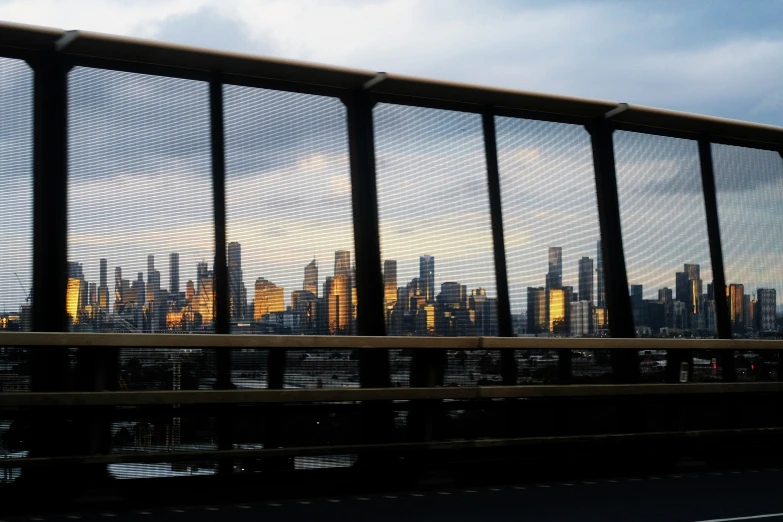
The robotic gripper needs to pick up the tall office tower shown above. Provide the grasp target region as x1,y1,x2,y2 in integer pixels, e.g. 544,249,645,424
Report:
439,282,462,308
66,278,84,325
88,282,97,306
253,278,284,321
169,253,180,296
570,301,593,337
526,287,546,334
185,280,195,303
658,287,673,303
675,271,688,303
727,284,744,332
99,259,107,287
707,282,714,301
743,294,751,333
383,260,398,306
147,255,155,282
136,272,146,306
630,284,644,326
114,267,124,311
68,261,83,279
334,250,351,279
304,258,318,296
324,275,350,333
546,247,563,290
548,288,567,334
227,242,243,319
685,263,700,282
578,257,593,303
756,289,777,331
596,241,605,308
96,258,109,310
420,255,435,303
196,261,210,295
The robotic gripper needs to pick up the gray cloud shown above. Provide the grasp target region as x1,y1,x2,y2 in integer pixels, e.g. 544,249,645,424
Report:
149,5,274,55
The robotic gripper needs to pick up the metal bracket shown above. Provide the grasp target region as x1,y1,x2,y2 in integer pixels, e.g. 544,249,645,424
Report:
363,72,387,91
604,103,629,120
54,30,80,53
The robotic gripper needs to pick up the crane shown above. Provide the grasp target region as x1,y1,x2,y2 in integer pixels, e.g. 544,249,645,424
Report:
14,273,31,304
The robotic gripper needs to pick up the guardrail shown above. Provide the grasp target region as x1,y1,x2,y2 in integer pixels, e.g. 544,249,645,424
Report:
1,22,783,493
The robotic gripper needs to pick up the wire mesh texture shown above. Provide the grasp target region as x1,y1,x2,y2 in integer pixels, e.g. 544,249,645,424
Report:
496,117,602,338
223,85,355,336
0,58,33,334
615,132,714,339
67,67,213,334
374,104,497,338
713,144,783,380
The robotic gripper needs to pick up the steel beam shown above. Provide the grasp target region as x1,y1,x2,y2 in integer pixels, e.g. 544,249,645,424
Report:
587,118,638,383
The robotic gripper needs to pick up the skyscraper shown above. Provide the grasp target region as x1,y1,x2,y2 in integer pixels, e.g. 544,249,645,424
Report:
196,261,210,295
526,287,546,334
324,275,350,333
578,256,593,303
383,260,397,306
630,284,643,326
420,255,435,303
596,240,605,308
253,277,285,321
546,247,563,290
99,258,107,288
334,250,351,279
304,258,318,297
169,253,180,296
727,284,744,333
97,258,109,311
756,289,777,331
228,242,243,319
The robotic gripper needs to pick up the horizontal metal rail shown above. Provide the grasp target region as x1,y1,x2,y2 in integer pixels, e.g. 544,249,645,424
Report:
1,332,782,350
1,22,783,148
2,383,782,408
2,427,781,469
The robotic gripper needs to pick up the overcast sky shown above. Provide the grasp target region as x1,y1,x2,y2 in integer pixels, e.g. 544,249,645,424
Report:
1,0,782,317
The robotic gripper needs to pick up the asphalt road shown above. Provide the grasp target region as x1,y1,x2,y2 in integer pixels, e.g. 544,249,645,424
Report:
8,467,783,522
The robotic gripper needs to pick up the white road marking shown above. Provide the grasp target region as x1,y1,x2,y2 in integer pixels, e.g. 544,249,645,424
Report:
327,499,341,503
298,501,312,505
536,485,550,488
204,507,219,511
489,488,502,491
607,479,618,483
101,514,116,518
561,483,574,487
355,497,369,501
670,475,682,478
649,476,661,480
512,485,526,490
583,481,597,485
235,505,251,509
437,492,452,496
384,495,398,499
691,513,783,522
267,503,281,507
170,509,184,513
410,493,424,497
464,489,477,493
136,511,152,515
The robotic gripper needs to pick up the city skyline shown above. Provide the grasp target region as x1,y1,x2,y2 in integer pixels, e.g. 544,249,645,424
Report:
2,60,783,322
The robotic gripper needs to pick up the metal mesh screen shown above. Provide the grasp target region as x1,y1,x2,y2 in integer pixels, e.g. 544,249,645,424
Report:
374,104,497,337
223,86,355,336
496,117,602,340
615,132,713,342
67,67,213,333
713,144,783,380
0,58,32,334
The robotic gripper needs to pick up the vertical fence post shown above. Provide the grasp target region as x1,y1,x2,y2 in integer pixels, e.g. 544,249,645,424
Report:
482,109,517,385
209,75,234,474
344,85,393,455
26,46,71,489
586,116,638,383
697,138,732,381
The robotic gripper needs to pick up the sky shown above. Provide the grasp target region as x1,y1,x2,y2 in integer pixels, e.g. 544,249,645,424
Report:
1,0,783,317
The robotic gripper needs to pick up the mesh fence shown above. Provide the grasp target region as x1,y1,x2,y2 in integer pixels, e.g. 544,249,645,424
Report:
374,104,497,337
67,67,213,334
615,132,714,339
495,117,602,338
223,86,355,335
713,144,783,380
0,58,32,334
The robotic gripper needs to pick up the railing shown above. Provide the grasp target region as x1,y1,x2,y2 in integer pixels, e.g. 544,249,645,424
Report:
1,21,783,494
